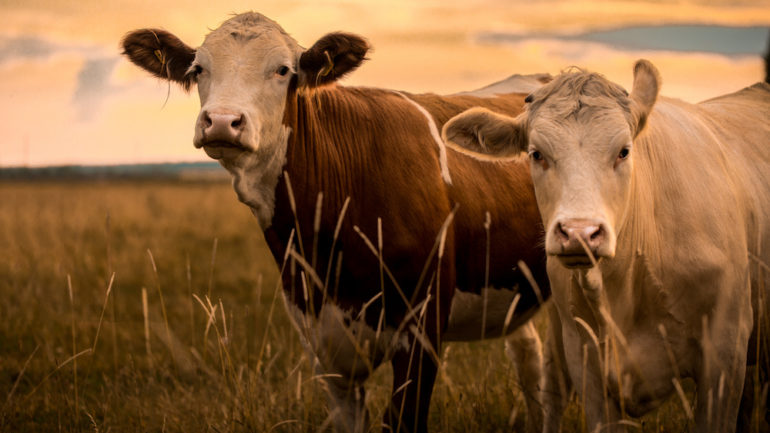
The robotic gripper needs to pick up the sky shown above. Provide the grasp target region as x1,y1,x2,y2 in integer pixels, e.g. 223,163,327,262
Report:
0,0,769,167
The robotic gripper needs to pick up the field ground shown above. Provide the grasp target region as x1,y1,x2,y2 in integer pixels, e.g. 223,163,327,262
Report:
0,180,707,432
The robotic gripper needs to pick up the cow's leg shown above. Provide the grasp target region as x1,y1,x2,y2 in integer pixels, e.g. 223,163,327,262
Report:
538,303,572,433
299,332,377,433
694,343,748,432
284,295,384,433
736,364,759,433
558,317,622,433
505,320,545,433
694,306,752,432
312,304,391,433
580,363,623,433
385,334,438,433
321,368,370,433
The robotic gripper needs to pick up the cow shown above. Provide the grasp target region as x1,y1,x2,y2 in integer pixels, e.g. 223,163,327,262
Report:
121,12,552,433
443,60,770,432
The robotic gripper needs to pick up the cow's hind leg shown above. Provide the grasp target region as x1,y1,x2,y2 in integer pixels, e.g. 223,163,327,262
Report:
319,366,370,433
386,334,438,433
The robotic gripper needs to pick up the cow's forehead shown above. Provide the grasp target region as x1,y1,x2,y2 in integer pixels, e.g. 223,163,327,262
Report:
526,75,634,147
201,12,300,52
527,72,631,125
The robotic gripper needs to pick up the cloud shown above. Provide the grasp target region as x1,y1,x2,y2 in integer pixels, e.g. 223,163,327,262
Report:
72,56,120,121
0,35,124,121
478,25,770,58
0,36,60,63
0,35,101,65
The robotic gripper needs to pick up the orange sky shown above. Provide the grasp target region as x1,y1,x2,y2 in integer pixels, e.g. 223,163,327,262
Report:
1,0,769,166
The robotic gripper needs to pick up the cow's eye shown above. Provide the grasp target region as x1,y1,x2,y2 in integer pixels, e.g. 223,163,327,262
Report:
277,65,290,76
618,147,630,160
529,150,543,161
193,65,203,76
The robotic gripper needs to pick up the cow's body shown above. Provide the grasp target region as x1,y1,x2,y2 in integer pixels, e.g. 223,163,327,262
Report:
444,61,770,432
271,85,549,432
542,82,770,432
122,13,550,433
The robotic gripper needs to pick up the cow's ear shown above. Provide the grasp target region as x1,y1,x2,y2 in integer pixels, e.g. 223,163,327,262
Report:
629,59,661,137
442,107,527,160
298,32,369,88
121,29,196,90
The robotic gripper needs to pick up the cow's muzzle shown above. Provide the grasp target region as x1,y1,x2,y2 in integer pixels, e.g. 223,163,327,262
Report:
549,219,610,268
193,109,251,156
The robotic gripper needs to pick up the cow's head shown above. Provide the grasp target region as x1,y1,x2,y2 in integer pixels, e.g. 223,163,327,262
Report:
121,13,369,161
443,60,660,269
121,13,369,227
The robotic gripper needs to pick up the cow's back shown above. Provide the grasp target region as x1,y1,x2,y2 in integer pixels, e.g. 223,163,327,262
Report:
698,83,770,262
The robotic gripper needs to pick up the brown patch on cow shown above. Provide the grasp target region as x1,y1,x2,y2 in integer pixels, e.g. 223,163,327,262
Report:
121,29,196,90
277,84,546,325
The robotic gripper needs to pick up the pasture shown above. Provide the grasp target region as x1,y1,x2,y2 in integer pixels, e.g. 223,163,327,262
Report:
0,179,695,432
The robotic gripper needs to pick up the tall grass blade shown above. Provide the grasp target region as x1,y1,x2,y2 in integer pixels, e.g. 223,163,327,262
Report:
67,274,79,423
142,287,153,365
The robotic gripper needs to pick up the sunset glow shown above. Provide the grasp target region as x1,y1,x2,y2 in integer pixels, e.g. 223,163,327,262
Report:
1,0,768,166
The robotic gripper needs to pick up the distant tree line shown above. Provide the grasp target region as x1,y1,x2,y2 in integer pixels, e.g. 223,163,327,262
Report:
0,162,227,181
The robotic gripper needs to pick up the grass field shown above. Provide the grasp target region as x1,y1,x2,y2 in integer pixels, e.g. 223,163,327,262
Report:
0,180,544,432
0,179,714,432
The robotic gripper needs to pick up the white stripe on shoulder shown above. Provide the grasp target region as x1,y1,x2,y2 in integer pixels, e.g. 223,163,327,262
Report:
393,91,453,185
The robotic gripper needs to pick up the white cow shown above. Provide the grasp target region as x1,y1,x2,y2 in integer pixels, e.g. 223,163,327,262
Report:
443,60,770,432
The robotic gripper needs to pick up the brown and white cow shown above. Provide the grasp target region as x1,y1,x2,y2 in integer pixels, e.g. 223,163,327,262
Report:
121,12,551,433
444,61,770,432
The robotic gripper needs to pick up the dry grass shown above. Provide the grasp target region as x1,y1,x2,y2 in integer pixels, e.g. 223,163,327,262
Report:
0,180,527,432
0,179,730,432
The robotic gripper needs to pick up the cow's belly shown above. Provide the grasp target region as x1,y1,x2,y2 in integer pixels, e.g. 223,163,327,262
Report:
444,286,532,341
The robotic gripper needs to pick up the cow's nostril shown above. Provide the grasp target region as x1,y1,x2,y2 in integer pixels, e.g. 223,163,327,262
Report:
556,222,569,241
231,115,243,129
590,226,604,241
202,111,213,128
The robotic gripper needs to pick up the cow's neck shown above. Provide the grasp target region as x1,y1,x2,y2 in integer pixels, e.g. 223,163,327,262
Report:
257,83,385,276
286,85,379,207
273,84,382,229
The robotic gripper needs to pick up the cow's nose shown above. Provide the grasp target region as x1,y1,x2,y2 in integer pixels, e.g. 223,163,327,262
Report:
199,110,245,144
554,219,606,255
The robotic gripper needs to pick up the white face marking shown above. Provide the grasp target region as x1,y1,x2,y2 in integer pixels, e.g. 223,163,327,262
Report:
224,125,292,228
394,92,453,184
190,14,303,229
